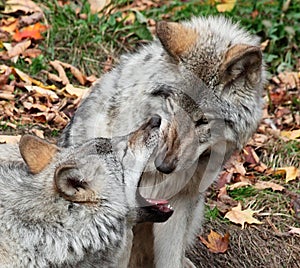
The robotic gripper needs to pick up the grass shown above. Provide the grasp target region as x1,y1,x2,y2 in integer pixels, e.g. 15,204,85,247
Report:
7,0,297,82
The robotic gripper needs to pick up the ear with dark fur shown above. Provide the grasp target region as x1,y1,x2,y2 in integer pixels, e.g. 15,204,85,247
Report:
19,135,58,174
54,163,99,203
156,21,197,59
220,44,262,85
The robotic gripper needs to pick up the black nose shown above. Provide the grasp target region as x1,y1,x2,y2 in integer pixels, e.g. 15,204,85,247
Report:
149,114,161,128
154,158,176,174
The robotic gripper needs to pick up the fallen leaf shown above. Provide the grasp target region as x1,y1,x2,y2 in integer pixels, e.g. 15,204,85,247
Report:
25,85,59,102
3,0,42,14
199,230,229,253
13,22,48,42
64,84,88,98
224,203,263,229
6,39,31,58
215,0,236,12
253,181,285,192
50,60,70,85
273,166,299,183
228,181,251,190
280,129,300,140
0,135,21,144
30,128,44,138
18,12,44,28
13,68,56,90
0,18,19,33
0,92,15,100
88,0,110,13
22,48,42,58
57,61,87,85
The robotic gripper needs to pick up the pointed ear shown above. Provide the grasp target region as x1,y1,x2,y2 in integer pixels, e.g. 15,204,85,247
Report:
54,163,99,203
220,44,262,85
19,135,58,174
156,21,197,59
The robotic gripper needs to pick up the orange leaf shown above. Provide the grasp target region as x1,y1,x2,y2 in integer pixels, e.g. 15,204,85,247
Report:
13,22,48,42
0,18,18,33
224,203,263,229
199,230,229,253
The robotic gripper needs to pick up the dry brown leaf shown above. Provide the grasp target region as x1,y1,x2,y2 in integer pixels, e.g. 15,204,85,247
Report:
25,85,59,102
64,84,88,98
224,203,263,229
57,61,86,85
0,92,15,100
50,60,70,85
18,12,44,28
273,166,299,183
0,64,12,85
7,39,31,58
280,129,300,140
88,0,110,13
22,48,42,58
199,230,229,253
29,128,44,138
13,68,56,90
3,0,43,14
0,135,21,144
253,181,285,192
228,181,251,190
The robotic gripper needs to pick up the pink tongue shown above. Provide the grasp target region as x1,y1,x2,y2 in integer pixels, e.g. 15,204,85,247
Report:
146,198,169,205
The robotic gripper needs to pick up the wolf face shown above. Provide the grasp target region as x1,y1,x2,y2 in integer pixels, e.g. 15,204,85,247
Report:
59,16,266,267
0,116,173,267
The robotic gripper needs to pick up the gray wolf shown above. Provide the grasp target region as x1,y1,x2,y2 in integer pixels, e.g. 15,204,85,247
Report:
59,16,266,267
0,116,173,268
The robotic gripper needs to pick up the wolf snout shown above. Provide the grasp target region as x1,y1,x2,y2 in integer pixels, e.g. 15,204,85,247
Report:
147,114,161,129
154,147,177,174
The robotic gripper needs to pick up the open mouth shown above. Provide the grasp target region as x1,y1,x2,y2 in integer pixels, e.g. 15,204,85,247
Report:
136,187,174,223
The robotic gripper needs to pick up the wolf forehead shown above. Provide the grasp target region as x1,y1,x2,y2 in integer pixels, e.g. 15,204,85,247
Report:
157,16,261,85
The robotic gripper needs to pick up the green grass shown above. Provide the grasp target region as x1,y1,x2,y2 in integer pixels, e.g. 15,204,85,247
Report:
4,0,297,81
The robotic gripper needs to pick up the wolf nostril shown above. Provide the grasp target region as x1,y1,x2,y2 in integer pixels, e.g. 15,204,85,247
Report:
150,115,161,128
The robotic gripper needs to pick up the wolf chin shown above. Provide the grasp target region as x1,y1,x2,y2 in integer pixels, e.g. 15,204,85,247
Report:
60,16,266,267
0,117,174,267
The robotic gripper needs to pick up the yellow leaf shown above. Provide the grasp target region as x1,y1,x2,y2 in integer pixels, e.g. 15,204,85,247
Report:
224,203,263,229
13,68,56,90
273,166,299,183
253,181,285,192
280,129,300,140
216,0,236,12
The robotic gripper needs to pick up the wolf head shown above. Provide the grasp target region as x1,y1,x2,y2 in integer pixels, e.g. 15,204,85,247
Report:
152,16,266,174
18,116,173,224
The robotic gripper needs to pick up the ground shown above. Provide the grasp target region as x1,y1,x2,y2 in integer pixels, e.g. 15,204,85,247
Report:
0,1,299,267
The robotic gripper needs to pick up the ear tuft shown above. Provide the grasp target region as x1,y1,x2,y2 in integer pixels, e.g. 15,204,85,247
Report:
156,21,197,59
19,135,58,174
220,44,262,85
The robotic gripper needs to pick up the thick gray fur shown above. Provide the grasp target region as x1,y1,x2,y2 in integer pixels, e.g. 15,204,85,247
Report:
0,118,161,268
59,16,266,267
